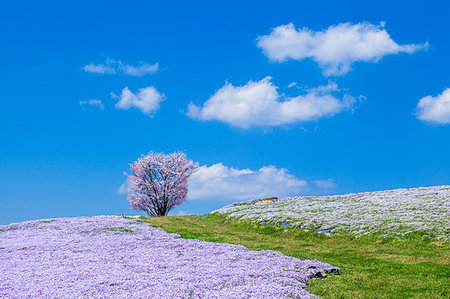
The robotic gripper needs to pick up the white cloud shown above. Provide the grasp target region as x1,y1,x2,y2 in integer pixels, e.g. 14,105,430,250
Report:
79,99,105,110
121,63,159,76
257,22,428,76
188,163,308,201
416,88,450,124
83,64,116,74
187,77,356,128
112,86,165,115
83,59,159,76
117,180,130,194
312,179,336,189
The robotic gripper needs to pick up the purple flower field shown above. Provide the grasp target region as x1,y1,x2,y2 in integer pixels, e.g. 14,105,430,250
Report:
0,216,339,298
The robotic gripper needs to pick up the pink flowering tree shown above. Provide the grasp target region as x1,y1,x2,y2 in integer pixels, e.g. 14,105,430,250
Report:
125,151,199,217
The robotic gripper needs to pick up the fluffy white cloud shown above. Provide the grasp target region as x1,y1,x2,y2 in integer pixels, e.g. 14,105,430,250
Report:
79,99,105,110
416,88,450,124
188,163,308,201
83,59,159,76
257,22,428,76
112,86,165,115
187,77,356,128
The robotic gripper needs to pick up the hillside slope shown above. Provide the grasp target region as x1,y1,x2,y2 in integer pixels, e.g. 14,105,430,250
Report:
146,214,449,298
0,216,338,298
212,185,450,239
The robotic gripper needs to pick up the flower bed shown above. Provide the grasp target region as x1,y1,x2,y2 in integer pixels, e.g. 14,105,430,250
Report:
0,216,338,298
212,185,450,239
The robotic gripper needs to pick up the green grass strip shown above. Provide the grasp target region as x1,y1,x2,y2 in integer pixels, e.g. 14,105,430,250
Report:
143,214,449,299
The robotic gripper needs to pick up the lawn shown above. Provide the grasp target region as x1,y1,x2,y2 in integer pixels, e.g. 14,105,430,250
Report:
144,213,450,298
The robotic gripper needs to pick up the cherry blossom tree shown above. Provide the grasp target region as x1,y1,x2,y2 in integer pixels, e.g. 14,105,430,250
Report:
125,151,199,217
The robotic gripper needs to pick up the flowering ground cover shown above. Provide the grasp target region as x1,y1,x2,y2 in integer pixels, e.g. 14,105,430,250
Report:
146,214,450,298
0,216,339,298
212,185,450,239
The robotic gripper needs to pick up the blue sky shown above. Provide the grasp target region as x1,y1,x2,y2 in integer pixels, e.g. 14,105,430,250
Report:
1,0,449,225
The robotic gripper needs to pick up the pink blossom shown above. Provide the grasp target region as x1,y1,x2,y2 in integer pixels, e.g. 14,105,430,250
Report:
125,152,199,216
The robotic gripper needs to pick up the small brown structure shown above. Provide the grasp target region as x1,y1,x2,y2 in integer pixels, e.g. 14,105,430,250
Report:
254,197,278,204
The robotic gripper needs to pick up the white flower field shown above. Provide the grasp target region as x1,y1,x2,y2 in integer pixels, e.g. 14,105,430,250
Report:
213,185,450,239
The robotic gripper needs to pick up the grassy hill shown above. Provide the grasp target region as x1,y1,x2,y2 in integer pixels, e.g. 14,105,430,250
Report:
146,214,449,298
213,185,450,239
146,185,449,298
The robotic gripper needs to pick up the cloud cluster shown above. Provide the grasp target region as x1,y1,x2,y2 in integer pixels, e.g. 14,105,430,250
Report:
257,22,427,76
187,163,307,201
187,77,356,128
79,99,105,110
112,86,166,115
84,59,159,76
416,88,450,124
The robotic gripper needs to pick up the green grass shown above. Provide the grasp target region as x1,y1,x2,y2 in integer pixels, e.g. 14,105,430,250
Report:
143,213,449,299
